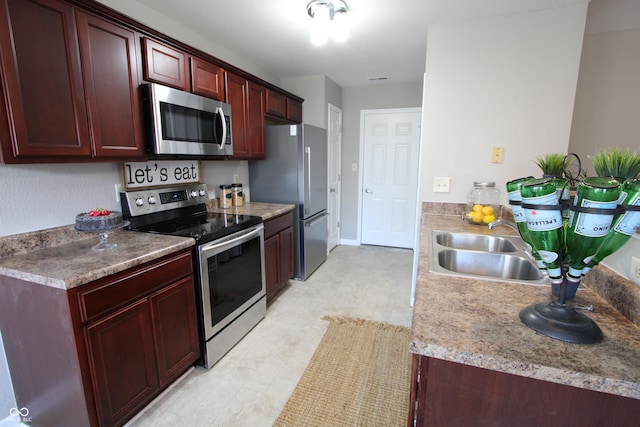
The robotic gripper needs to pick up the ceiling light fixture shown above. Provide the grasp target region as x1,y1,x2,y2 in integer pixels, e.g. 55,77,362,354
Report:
306,0,349,46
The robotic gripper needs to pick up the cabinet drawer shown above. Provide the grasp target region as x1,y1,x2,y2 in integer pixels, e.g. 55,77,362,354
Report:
264,211,294,238
78,250,193,322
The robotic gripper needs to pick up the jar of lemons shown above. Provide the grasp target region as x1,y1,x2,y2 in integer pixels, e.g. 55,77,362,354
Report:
465,181,500,226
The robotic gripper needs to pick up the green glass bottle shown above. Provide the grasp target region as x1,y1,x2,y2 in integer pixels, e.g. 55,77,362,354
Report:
506,177,546,270
583,178,640,274
565,177,621,279
520,178,565,279
548,177,571,225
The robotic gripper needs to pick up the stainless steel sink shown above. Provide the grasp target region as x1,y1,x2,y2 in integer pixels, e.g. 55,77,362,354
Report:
435,232,517,252
429,230,548,285
437,250,543,281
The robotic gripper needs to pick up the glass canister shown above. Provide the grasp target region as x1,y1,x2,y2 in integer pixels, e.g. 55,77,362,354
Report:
465,181,500,226
218,185,233,209
231,183,245,206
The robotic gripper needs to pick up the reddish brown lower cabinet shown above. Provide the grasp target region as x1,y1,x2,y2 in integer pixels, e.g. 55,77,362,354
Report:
0,248,200,427
264,211,294,301
409,354,640,427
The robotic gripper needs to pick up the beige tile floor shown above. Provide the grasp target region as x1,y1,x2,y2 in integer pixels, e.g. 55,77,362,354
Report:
126,244,414,427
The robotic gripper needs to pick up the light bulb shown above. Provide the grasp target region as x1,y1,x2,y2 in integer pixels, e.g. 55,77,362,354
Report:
331,11,348,42
310,4,330,46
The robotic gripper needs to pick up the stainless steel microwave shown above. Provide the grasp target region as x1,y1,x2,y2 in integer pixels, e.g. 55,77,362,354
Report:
142,83,233,157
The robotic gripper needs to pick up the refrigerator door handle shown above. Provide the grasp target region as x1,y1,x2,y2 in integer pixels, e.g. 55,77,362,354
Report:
304,212,329,227
305,146,311,204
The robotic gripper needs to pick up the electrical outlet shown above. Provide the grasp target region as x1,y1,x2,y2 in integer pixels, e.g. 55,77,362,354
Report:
433,177,450,193
114,183,122,203
631,256,640,285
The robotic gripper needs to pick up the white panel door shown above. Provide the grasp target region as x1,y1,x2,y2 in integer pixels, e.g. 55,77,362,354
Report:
361,109,421,248
327,104,342,253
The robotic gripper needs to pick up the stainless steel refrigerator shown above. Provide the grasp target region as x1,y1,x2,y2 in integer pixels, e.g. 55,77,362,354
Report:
249,124,328,280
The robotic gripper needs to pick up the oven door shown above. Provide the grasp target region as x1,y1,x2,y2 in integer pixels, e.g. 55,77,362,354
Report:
198,224,265,340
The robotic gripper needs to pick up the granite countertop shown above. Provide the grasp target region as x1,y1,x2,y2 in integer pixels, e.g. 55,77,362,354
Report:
0,202,294,291
0,226,194,290
411,204,640,400
206,200,295,220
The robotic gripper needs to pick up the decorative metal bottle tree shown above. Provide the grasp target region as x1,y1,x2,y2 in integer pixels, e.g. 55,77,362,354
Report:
511,171,639,344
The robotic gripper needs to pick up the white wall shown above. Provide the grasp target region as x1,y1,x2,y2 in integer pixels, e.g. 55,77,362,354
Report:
420,4,588,207
340,83,424,240
568,28,640,174
567,26,640,282
280,75,342,129
0,162,248,238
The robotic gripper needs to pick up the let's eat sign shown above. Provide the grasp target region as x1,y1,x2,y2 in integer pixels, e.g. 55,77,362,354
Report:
122,160,201,189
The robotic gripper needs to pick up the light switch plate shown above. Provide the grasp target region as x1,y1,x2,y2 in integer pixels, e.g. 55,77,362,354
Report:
631,256,640,285
491,147,504,163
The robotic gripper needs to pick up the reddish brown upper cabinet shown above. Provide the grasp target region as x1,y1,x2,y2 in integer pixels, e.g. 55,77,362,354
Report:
265,89,286,118
0,0,145,163
226,72,265,159
190,57,225,101
142,37,188,91
286,98,303,123
0,0,92,161
265,90,303,123
75,10,145,158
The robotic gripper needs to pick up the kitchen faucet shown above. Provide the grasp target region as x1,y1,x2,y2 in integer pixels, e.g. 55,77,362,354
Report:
487,219,519,232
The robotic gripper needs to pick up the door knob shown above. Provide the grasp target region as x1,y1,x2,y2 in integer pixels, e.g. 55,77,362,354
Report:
364,189,373,194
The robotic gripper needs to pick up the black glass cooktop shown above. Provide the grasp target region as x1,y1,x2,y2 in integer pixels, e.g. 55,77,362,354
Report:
128,206,262,244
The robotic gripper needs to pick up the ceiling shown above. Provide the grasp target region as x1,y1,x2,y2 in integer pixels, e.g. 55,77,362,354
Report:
135,0,640,88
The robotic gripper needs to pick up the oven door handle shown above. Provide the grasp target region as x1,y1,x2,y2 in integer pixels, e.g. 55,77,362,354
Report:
199,224,263,255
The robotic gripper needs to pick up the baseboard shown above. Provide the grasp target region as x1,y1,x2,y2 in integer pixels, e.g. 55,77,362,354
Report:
339,239,359,246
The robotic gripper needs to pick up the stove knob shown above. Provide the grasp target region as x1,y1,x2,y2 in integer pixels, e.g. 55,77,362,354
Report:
198,189,206,197
147,196,157,204
190,190,198,198
135,197,144,207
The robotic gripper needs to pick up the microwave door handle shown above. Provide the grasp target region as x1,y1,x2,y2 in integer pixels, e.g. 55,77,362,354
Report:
216,106,226,150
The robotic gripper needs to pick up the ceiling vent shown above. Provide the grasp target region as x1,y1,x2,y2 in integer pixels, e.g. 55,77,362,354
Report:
367,76,388,81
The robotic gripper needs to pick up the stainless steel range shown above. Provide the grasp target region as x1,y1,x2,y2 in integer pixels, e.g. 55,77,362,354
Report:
120,183,266,368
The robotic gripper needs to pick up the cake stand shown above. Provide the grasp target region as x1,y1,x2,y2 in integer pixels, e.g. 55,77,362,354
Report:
82,221,129,252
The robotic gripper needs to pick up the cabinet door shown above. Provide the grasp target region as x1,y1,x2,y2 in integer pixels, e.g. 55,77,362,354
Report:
190,57,225,101
279,226,295,283
265,89,286,118
0,0,91,160
246,81,265,159
76,11,145,158
86,299,158,427
142,37,188,90
150,277,200,388
225,72,248,158
287,98,303,123
264,234,280,300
